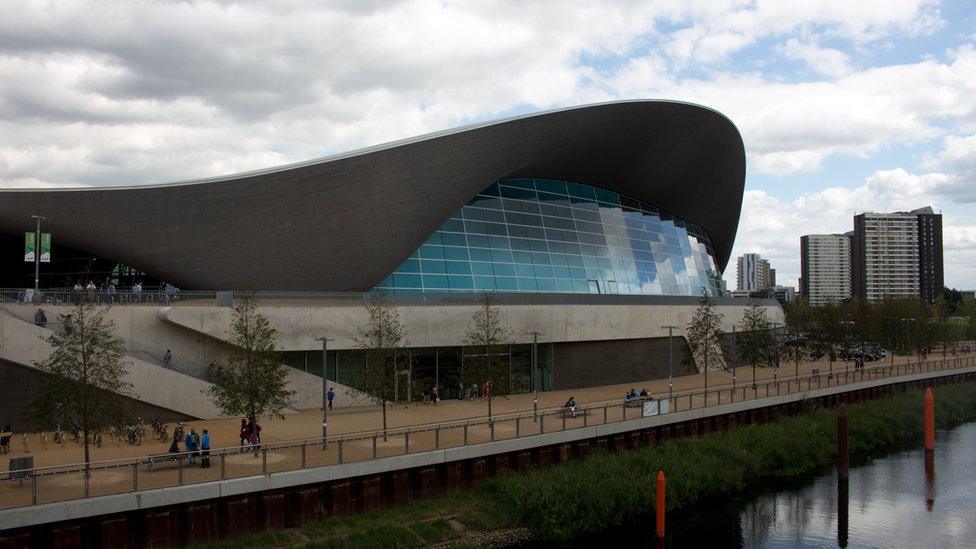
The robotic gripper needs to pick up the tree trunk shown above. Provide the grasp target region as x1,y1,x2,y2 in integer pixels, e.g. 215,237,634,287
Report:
382,400,388,442
83,427,90,480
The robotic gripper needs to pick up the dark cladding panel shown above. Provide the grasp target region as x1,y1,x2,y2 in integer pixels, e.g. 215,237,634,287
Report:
551,337,696,390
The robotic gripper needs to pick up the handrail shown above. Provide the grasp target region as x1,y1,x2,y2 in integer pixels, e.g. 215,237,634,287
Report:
2,355,973,504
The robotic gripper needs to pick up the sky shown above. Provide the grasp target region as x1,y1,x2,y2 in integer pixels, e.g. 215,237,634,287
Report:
1,0,975,290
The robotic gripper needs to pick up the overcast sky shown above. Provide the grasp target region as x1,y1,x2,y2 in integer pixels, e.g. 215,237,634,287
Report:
1,0,975,290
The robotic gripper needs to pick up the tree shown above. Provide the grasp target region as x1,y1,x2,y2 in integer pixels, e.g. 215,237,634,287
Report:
463,292,511,419
29,298,132,476
354,291,410,441
685,293,725,391
207,291,294,440
738,300,776,379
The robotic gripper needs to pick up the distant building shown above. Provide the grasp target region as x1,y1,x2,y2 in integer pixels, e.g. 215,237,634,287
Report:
771,286,796,306
800,234,852,306
852,207,943,304
736,253,774,292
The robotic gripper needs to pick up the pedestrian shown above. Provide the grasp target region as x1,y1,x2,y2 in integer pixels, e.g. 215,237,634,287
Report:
250,421,262,448
71,282,82,305
34,308,47,328
185,427,199,461
62,313,73,334
432,385,439,405
0,425,11,455
200,429,211,468
327,387,335,411
163,350,173,367
239,419,249,447
132,281,142,302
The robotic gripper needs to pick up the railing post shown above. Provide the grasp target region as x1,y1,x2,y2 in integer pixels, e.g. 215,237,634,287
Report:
623,403,627,420
338,439,344,463
515,418,520,438
84,470,89,498
405,432,410,454
178,457,183,485
463,423,468,445
301,443,307,469
584,407,588,427
490,420,495,441
604,405,608,423
540,414,544,434
436,427,441,449
562,414,566,430
220,452,226,479
32,473,37,505
132,463,138,491
372,436,377,459
262,450,267,475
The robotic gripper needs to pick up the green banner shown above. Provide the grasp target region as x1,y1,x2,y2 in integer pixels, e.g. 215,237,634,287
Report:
23,232,34,262
24,232,52,262
40,232,51,263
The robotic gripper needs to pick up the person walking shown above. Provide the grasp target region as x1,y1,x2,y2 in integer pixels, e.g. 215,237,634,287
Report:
0,425,11,455
132,281,142,302
34,308,47,328
163,350,173,368
239,419,250,447
327,387,335,411
431,385,439,406
200,429,211,468
62,313,73,334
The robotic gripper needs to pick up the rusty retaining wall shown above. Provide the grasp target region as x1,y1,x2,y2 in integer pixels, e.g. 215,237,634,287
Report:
2,370,974,548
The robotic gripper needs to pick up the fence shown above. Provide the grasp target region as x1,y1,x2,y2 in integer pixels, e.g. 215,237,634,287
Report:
2,355,973,510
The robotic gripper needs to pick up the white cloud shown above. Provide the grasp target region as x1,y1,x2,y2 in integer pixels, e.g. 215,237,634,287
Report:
727,167,975,290
779,38,854,77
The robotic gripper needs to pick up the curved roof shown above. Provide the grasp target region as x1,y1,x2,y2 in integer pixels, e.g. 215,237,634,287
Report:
0,100,745,291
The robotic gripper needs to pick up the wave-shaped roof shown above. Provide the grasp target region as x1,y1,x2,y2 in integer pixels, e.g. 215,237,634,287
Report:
0,100,745,291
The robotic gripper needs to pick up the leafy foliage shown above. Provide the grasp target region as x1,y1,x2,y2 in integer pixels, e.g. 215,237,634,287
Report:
207,291,294,423
354,291,410,437
29,298,132,468
737,300,776,369
463,292,512,415
685,293,725,373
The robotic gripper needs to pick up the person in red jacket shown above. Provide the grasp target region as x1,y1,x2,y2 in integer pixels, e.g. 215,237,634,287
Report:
239,419,250,447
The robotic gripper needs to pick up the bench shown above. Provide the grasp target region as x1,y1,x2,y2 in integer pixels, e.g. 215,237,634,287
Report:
557,406,590,418
146,452,189,472
624,396,653,408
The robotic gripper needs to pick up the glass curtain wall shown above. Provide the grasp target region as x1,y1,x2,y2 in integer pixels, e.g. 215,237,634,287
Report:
282,343,552,401
376,178,724,296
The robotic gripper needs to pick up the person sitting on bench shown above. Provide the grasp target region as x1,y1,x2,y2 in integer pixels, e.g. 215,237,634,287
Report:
564,396,578,418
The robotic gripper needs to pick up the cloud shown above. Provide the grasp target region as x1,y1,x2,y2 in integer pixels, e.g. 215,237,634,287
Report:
779,38,854,77
727,167,974,290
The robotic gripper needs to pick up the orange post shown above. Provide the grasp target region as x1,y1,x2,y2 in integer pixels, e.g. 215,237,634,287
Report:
656,470,666,538
924,388,935,450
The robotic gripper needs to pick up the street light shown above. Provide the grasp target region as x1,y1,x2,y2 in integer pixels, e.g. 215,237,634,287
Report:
731,325,737,398
525,331,543,421
901,318,916,362
840,320,854,380
30,214,46,297
315,336,332,449
661,325,678,402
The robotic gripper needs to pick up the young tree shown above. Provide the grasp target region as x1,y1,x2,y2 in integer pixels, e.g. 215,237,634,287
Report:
207,292,294,441
463,292,511,419
29,298,132,476
354,291,409,441
738,300,776,387
685,293,725,391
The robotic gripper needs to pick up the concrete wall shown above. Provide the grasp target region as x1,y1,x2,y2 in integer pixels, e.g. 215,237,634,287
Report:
160,301,784,351
552,336,697,390
0,358,191,432
0,312,219,419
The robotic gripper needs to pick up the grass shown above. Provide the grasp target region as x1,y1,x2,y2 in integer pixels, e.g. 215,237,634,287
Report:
197,382,976,547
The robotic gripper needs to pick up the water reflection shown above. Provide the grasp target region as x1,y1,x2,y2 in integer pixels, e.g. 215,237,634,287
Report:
557,423,976,548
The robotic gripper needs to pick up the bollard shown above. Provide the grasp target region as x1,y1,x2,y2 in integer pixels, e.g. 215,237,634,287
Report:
924,387,935,450
132,463,139,491
837,404,849,481
220,453,226,479
301,444,307,469
655,470,666,538
405,432,410,454
372,436,377,459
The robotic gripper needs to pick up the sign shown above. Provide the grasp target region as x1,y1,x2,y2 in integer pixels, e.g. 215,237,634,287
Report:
641,398,671,417
40,232,51,263
23,233,52,262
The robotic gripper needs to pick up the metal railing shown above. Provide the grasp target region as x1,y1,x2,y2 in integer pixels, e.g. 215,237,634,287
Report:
0,288,215,306
2,355,973,510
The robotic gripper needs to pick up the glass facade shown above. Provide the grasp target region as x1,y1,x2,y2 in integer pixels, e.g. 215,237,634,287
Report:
281,343,553,400
377,178,724,296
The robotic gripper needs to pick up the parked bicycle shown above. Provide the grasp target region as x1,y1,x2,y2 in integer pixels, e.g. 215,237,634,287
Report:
150,417,169,442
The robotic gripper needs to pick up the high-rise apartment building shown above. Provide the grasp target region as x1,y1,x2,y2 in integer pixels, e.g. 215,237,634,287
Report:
800,234,852,306
736,253,773,292
852,207,943,304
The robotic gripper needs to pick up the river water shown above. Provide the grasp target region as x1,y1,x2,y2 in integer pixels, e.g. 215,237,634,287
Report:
563,422,976,548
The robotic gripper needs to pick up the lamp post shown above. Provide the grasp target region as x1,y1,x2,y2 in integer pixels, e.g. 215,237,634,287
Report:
30,214,45,297
901,318,916,362
315,336,332,449
840,320,854,380
661,325,678,402
731,325,737,395
526,331,543,421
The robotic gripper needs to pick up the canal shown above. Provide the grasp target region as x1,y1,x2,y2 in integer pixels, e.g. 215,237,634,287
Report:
555,422,976,547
